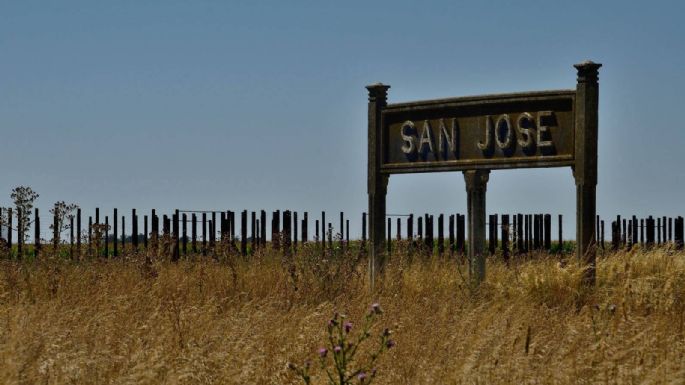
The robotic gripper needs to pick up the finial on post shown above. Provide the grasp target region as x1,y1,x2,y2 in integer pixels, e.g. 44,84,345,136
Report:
574,60,602,83
366,83,390,103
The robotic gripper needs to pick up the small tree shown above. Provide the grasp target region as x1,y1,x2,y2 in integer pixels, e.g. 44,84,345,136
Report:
10,186,39,244
49,201,79,243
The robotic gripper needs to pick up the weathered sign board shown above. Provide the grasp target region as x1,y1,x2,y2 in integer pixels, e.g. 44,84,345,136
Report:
367,61,601,286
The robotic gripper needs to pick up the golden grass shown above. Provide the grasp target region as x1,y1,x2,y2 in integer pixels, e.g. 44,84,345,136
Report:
1,246,684,384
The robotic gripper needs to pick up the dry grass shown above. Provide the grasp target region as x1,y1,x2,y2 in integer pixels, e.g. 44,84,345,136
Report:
1,245,684,384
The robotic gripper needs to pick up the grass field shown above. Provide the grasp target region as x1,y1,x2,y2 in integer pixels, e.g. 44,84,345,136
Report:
0,244,684,384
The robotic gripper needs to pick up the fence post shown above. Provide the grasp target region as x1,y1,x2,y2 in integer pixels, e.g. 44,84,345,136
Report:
340,212,345,249
320,211,325,251
7,208,12,254
502,215,510,262
132,209,138,250
143,215,148,250
437,214,444,255
252,211,257,252
361,213,367,251
675,216,683,249
105,216,109,257
202,213,207,256
516,214,523,253
387,217,391,254
646,216,655,246
35,208,42,257
182,213,188,255
417,216,423,243
544,214,551,251
346,219,350,248
303,212,308,243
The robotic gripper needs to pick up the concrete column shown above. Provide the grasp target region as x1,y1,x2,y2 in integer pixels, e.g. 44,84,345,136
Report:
573,60,601,285
464,169,490,285
366,83,390,289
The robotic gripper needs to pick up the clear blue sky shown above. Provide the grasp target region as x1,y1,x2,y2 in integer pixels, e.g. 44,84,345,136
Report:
1,1,683,238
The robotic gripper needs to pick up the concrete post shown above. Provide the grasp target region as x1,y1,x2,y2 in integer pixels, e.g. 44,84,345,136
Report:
464,169,489,285
367,83,390,289
573,60,601,285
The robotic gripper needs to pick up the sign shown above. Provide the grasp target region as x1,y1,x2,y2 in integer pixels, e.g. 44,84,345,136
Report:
366,61,601,287
381,91,575,173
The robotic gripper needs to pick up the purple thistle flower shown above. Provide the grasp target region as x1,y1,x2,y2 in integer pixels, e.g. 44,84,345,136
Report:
358,371,367,382
386,339,396,349
318,348,328,358
333,345,342,354
344,321,353,333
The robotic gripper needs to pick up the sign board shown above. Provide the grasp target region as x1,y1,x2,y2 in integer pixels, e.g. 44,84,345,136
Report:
381,91,575,173
366,61,601,287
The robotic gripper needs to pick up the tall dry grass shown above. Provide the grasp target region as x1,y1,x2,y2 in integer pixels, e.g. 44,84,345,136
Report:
0,245,684,384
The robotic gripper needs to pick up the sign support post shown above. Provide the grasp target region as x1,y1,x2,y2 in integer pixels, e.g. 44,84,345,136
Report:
573,61,602,285
464,169,489,285
367,83,390,290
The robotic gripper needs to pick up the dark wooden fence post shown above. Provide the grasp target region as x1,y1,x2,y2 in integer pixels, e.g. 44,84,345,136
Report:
252,211,257,252
88,216,93,257
7,208,12,254
417,216,423,243
131,209,137,250
646,216,655,246
517,214,524,253
437,214,444,255
241,210,248,256
544,214,551,251
457,214,465,255
328,223,333,251
387,217,391,254
35,208,41,257
191,214,197,253
105,216,109,257
260,210,267,247
182,213,188,255
669,217,673,243
315,219,320,246
340,212,344,249
600,220,605,250
172,210,180,261
346,219,350,248
487,215,493,255
17,210,23,259
303,212,308,243
396,218,401,241
320,211,325,250
502,215,510,262
202,213,207,256
675,216,683,249
533,214,540,250
69,216,74,259
448,214,454,255
361,213,367,251
143,215,148,250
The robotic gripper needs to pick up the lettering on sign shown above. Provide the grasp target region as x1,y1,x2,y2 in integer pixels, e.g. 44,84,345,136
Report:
381,91,575,173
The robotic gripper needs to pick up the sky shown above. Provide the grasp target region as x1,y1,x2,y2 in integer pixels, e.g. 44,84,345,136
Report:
1,0,684,239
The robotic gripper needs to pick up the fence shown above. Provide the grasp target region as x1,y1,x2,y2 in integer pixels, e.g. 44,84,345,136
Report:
0,206,683,259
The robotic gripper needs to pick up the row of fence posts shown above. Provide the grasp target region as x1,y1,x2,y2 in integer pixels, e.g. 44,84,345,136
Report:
385,213,559,260
609,215,685,249
1,207,683,259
